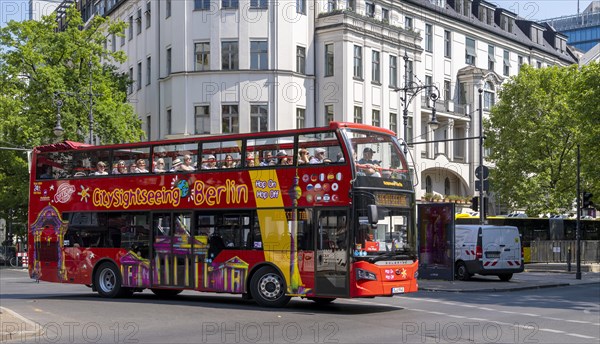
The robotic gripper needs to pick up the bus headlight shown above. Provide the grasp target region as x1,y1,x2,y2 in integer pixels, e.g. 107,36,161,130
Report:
356,268,377,281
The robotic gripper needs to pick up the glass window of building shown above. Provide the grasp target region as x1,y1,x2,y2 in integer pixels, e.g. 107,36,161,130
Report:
389,55,397,87
251,104,268,132
222,105,239,133
296,46,306,74
250,41,268,70
195,105,210,135
371,50,380,83
325,44,334,77
222,41,239,70
465,37,476,65
195,42,210,71
353,45,362,79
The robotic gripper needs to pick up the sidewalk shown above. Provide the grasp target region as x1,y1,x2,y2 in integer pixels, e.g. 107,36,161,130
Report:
419,269,600,292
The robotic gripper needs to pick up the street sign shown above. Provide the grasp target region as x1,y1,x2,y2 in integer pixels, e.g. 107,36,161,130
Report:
475,180,489,192
475,165,489,180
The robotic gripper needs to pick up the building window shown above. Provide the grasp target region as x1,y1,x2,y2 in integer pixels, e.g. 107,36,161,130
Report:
166,0,171,18
483,81,495,110
167,108,172,135
251,104,268,132
406,59,413,87
444,30,451,58
406,115,413,142
371,50,380,83
128,16,133,40
145,2,151,28
195,42,210,71
537,61,542,69
444,80,451,102
366,3,374,17
518,55,523,72
353,106,362,124
327,0,337,12
465,37,476,65
146,56,151,85
353,45,362,79
405,16,413,30
195,105,210,134
128,67,133,94
425,23,433,52
325,43,334,77
425,75,433,97
389,113,397,136
146,115,151,141
166,48,172,75
250,41,268,70
137,62,142,90
136,9,142,34
296,108,306,129
503,50,510,76
389,55,397,87
445,178,451,196
488,45,495,71
372,109,380,127
222,105,239,133
250,0,267,8
458,82,467,104
222,41,239,70
222,0,239,9
296,0,306,14
121,28,125,46
382,8,389,22
325,105,334,124
426,176,432,193
296,46,306,74
347,0,355,11
195,0,210,10
111,33,116,52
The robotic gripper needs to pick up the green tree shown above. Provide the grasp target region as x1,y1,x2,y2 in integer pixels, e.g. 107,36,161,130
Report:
0,5,143,232
485,64,599,216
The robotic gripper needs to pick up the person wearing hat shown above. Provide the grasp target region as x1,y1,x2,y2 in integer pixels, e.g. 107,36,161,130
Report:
276,150,290,165
201,155,217,169
357,147,381,177
170,158,183,172
309,148,327,164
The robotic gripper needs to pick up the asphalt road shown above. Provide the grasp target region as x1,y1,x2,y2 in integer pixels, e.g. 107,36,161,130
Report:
1,268,599,343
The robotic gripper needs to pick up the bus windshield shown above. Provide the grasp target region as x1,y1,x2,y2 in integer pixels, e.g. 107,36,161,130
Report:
342,129,409,180
355,206,416,260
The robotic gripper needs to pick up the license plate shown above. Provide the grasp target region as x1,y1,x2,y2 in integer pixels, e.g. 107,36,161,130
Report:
486,252,500,258
392,287,404,294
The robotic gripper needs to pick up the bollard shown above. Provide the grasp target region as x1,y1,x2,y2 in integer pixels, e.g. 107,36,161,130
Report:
567,247,571,272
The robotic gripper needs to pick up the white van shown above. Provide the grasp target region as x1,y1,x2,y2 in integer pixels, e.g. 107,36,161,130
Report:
454,225,523,281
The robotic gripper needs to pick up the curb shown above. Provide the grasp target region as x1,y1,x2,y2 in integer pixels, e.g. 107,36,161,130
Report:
419,283,571,293
0,307,44,342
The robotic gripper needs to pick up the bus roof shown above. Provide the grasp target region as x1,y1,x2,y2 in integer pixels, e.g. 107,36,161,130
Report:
34,122,397,153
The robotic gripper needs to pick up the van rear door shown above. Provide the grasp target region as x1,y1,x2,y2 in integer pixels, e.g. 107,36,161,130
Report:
481,226,520,270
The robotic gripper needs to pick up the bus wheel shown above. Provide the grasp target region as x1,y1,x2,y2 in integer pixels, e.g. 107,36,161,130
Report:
498,273,513,282
308,297,336,305
455,262,471,281
94,262,124,298
250,266,291,308
151,288,183,297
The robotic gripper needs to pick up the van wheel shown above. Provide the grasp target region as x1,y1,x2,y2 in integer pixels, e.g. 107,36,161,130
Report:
250,266,291,308
94,262,127,298
455,262,471,281
498,273,513,281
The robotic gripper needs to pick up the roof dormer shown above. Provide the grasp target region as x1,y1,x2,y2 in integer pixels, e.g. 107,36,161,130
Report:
495,8,517,34
474,0,496,26
517,20,546,45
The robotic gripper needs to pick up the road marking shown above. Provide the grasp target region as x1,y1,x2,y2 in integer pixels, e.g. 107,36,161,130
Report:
566,333,597,339
539,328,564,334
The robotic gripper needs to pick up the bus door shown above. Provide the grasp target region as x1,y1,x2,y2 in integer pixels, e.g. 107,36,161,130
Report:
315,210,349,297
152,212,194,288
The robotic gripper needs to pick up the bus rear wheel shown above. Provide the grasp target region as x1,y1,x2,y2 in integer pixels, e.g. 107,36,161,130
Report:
250,266,291,308
94,262,128,298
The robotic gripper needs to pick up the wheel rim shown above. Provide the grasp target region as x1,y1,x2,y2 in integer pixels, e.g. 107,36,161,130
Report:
457,265,466,279
99,268,116,293
258,273,283,300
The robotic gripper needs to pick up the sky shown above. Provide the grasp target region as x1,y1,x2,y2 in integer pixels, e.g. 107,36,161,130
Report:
0,0,595,27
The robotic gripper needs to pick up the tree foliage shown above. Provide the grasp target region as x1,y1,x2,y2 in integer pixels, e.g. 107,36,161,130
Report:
486,64,599,216
0,5,143,231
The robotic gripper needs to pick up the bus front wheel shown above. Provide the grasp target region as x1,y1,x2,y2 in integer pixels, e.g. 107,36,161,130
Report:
250,266,291,308
94,262,128,298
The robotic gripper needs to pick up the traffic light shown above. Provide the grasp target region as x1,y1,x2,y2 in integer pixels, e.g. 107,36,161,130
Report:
471,196,478,211
582,192,594,208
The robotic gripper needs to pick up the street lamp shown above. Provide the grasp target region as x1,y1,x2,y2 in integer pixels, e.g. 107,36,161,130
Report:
478,86,485,225
53,95,65,138
395,52,440,148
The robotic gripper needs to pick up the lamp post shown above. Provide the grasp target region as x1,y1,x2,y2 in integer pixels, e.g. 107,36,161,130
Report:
53,95,65,138
478,87,485,225
396,52,440,149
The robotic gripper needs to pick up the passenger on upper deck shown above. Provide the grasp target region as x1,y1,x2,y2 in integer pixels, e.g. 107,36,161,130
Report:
180,155,195,171
201,155,217,169
309,148,326,164
298,149,310,165
93,161,108,175
135,159,149,173
154,158,166,173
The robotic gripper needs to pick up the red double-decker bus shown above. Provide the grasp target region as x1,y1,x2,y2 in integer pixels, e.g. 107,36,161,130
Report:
28,122,418,307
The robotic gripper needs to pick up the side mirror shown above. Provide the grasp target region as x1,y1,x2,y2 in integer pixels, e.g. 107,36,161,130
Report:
367,205,378,227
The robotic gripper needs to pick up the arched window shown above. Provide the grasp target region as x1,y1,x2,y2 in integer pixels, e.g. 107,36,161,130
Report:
445,177,450,196
484,81,495,110
426,176,432,194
